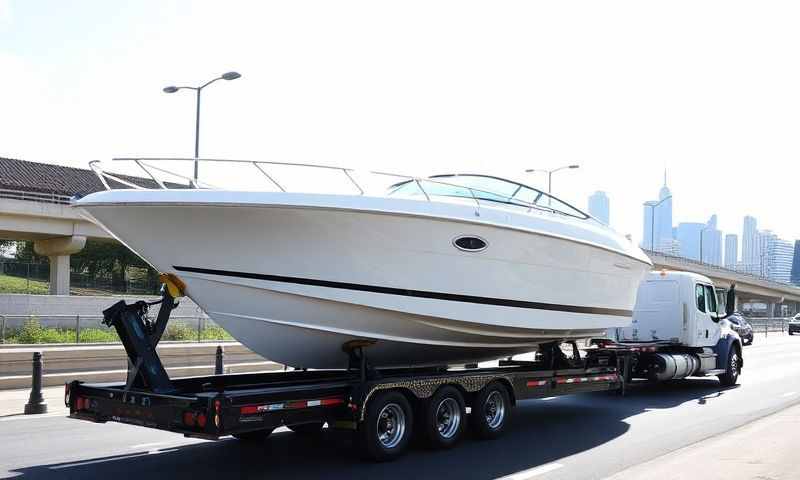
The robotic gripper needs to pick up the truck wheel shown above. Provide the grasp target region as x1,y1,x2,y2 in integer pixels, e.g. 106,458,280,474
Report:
419,385,466,449
718,347,741,387
288,421,325,435
232,428,274,442
357,390,413,462
470,381,511,440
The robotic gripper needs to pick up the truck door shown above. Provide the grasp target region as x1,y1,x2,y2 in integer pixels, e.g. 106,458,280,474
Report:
694,283,720,347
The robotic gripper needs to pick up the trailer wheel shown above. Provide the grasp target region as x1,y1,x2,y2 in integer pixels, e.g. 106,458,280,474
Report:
470,381,511,440
232,428,274,442
718,346,741,387
419,385,466,449
288,421,325,435
357,390,413,462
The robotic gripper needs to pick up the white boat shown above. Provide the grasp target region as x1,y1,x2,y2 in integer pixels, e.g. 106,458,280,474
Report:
77,158,652,369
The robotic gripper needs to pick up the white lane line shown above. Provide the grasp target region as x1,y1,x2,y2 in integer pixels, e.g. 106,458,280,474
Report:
541,397,557,401
497,463,564,479
0,412,66,422
50,448,177,470
781,391,797,397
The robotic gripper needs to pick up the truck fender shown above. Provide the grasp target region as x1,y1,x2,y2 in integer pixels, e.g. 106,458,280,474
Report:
713,334,742,371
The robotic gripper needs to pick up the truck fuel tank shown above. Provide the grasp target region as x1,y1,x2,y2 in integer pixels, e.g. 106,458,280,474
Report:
650,353,700,381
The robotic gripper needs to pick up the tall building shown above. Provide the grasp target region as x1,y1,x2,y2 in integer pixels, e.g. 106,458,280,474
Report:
791,240,800,286
641,171,673,252
676,222,704,261
701,215,722,266
764,234,793,283
724,234,738,269
588,191,610,225
741,216,760,272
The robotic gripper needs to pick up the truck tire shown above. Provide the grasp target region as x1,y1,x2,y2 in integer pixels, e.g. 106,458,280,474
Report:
470,381,511,440
232,428,274,442
419,385,466,449
288,421,325,435
357,390,413,462
717,346,741,387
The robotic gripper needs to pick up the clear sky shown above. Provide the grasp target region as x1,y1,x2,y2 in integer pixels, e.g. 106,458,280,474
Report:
1,1,798,248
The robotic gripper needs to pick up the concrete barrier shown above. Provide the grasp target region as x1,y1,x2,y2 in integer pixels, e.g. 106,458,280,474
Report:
0,342,280,389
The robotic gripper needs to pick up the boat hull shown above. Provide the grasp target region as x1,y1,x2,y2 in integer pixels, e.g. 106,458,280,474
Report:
78,190,651,368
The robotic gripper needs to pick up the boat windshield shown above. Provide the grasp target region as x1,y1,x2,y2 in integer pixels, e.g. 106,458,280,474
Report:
386,174,589,219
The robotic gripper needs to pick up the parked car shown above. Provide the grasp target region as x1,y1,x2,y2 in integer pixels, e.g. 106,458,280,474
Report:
789,314,800,336
728,312,753,345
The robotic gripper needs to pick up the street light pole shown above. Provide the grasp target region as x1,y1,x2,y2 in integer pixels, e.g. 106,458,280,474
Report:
645,195,672,252
525,164,580,196
163,71,242,184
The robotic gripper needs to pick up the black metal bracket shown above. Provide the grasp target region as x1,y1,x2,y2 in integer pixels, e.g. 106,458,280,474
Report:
102,288,178,395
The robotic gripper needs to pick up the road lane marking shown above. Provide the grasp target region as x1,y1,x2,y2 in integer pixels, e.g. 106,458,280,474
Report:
781,391,797,397
541,397,557,401
496,463,564,479
50,449,177,470
0,412,66,422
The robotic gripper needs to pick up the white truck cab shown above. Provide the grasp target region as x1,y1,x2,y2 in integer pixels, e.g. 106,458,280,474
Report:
618,271,728,347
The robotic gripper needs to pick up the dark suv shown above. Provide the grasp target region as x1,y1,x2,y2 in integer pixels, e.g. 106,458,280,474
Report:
728,313,753,345
789,314,800,335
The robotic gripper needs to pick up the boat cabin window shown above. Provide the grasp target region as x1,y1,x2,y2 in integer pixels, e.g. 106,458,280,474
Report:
387,174,589,219
695,284,706,313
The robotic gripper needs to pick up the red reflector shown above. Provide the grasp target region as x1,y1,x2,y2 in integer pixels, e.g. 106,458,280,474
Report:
183,411,196,427
240,405,259,415
321,397,344,406
76,397,86,410
196,413,207,428
287,401,307,409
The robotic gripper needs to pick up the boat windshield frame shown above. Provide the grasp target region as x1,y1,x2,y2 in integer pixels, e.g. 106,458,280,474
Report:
88,158,590,220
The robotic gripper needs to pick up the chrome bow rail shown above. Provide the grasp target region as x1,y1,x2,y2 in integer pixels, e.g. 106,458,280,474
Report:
88,157,589,219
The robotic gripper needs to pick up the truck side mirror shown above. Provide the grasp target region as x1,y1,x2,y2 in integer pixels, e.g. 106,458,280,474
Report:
724,284,736,317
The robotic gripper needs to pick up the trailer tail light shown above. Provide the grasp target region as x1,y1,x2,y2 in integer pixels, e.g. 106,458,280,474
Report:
196,413,207,428
64,384,71,407
183,411,197,427
214,400,222,428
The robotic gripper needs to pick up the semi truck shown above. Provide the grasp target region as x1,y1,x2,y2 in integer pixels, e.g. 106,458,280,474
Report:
65,270,742,461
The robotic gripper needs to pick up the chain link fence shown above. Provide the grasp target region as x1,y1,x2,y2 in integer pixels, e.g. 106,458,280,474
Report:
1,261,159,295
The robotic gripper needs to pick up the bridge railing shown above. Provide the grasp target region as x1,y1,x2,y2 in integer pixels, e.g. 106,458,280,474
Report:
744,317,792,335
0,188,72,205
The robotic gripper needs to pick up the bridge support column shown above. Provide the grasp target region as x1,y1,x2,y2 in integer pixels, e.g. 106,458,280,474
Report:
33,236,86,295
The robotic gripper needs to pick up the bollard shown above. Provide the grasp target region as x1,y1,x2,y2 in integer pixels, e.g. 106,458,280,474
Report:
215,345,224,375
24,352,48,414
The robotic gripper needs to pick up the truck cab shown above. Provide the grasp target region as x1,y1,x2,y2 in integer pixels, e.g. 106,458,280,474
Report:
613,270,742,386
618,271,728,347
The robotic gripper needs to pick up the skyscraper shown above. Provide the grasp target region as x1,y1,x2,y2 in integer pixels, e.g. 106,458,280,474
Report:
702,215,722,266
742,216,759,272
791,240,800,286
676,222,704,261
641,171,673,252
588,191,610,225
764,235,793,283
724,234,738,269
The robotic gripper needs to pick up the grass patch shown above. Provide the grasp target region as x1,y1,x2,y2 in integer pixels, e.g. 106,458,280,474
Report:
0,274,48,294
4,319,233,344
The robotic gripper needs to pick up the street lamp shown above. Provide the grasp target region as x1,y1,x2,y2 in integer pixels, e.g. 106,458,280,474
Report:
162,71,242,183
644,195,672,252
524,164,580,196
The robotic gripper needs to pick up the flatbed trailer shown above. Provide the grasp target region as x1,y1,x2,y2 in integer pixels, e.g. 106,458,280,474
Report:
66,287,630,461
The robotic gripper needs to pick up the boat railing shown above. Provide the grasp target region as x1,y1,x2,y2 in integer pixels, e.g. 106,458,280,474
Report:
89,157,589,219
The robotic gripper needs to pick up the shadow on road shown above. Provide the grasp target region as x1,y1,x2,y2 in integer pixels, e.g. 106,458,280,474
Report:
10,379,732,480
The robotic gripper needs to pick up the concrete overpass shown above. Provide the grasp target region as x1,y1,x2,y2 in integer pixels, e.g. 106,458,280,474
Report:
0,189,113,294
646,250,800,316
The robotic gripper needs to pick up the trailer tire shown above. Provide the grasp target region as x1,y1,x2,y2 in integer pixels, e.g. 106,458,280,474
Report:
470,381,510,440
232,428,274,442
357,390,413,462
718,346,741,387
419,385,466,449
288,421,325,435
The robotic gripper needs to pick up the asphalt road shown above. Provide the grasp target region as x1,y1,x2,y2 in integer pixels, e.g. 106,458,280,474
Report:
3,333,800,480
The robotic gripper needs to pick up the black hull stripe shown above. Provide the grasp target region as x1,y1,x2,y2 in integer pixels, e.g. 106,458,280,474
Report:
173,266,633,317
